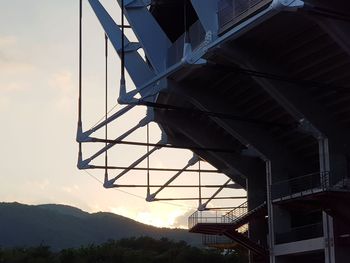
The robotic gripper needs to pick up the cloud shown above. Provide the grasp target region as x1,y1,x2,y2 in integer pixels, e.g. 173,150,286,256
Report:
61,185,80,194
0,36,36,78
136,211,166,227
109,204,190,228
0,36,17,47
0,61,35,74
110,206,134,219
48,70,76,112
136,205,189,228
0,82,27,93
49,71,74,94
25,179,50,191
0,81,31,113
0,97,10,110
172,209,194,229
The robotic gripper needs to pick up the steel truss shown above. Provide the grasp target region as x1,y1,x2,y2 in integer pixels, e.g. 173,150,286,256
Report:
76,0,245,210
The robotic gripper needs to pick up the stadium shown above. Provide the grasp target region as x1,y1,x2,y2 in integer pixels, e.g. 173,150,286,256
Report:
77,0,350,262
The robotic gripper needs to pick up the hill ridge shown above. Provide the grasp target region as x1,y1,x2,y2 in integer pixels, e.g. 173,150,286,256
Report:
0,202,199,250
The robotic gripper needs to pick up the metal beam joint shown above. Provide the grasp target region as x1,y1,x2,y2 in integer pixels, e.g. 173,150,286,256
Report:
272,0,304,11
124,0,151,8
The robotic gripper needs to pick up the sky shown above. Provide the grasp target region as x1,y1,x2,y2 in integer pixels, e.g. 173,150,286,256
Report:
0,0,245,229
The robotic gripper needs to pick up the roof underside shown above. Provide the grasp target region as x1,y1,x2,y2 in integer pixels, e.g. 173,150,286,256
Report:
150,0,198,42
151,0,350,187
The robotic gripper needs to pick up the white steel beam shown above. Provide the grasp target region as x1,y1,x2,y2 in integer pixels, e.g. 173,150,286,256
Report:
191,0,219,37
88,0,155,89
117,0,171,73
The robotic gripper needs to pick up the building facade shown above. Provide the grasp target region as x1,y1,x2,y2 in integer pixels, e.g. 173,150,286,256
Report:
83,0,350,262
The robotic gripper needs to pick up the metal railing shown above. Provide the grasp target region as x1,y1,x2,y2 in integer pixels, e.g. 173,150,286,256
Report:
188,201,249,229
224,201,248,222
271,172,330,200
188,209,231,229
224,201,267,234
188,200,268,237
218,0,273,32
275,222,324,244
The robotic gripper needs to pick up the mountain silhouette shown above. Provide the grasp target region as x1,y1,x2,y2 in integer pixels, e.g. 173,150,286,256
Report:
0,202,200,250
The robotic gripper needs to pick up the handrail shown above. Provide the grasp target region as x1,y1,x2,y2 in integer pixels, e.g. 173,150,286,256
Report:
188,209,233,229
271,171,331,200
272,171,329,186
188,201,266,230
275,222,324,244
224,201,248,222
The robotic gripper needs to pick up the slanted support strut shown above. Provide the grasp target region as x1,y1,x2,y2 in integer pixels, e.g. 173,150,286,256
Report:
198,179,232,211
146,154,199,201
104,138,165,188
78,114,153,169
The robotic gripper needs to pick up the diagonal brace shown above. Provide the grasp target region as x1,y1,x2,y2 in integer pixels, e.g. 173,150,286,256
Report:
146,154,199,201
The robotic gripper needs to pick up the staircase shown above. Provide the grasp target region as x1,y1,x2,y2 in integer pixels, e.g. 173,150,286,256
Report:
225,202,267,230
188,202,268,256
224,229,268,256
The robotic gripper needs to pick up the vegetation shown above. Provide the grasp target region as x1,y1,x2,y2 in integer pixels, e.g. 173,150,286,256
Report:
0,237,247,263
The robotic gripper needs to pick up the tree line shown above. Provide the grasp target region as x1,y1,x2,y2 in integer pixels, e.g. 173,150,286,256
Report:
0,236,247,263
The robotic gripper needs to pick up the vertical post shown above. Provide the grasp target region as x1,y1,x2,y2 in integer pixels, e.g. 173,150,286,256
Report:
183,0,191,58
198,160,202,207
184,0,188,43
147,123,150,196
78,0,83,127
104,33,109,182
120,0,126,95
319,137,335,263
319,138,330,189
266,160,275,263
78,0,83,158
